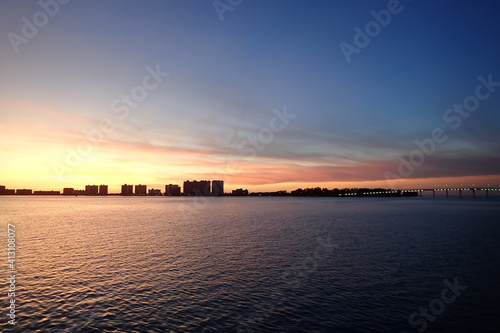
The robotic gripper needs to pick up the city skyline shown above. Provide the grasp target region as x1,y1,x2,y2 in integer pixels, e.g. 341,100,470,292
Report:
1,1,500,192
2,179,499,197
0,179,228,196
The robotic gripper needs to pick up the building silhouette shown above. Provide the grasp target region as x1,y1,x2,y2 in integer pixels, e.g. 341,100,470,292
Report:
99,185,108,195
85,185,99,196
148,188,162,196
135,184,147,196
212,180,224,196
121,184,133,196
0,185,15,195
232,188,249,196
33,190,60,195
16,189,32,195
63,188,75,195
165,184,181,196
183,180,210,196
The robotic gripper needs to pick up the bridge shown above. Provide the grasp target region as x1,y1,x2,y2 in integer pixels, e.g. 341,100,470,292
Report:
401,188,500,198
343,188,500,198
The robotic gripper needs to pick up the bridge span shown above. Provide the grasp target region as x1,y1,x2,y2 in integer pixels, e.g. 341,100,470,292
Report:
345,188,500,198
401,188,500,198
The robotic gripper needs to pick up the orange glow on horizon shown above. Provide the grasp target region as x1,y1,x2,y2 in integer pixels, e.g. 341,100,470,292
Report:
3,175,500,194
2,101,500,193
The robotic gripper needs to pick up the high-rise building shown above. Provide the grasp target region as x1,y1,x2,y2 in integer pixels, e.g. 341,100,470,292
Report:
135,184,147,196
99,185,108,195
165,184,181,196
0,185,5,192
183,180,210,195
148,188,162,196
121,184,134,196
201,180,210,195
232,188,249,196
85,185,99,195
183,181,194,195
212,180,224,196
63,188,75,195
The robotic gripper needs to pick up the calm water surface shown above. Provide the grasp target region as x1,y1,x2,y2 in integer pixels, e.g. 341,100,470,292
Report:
1,196,500,332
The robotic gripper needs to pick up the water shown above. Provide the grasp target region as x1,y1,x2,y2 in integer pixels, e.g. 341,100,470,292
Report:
1,196,499,332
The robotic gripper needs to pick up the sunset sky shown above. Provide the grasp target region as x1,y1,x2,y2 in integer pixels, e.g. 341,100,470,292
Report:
1,0,500,193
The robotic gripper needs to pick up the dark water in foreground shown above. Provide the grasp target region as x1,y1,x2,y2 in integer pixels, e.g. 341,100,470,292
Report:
1,196,500,332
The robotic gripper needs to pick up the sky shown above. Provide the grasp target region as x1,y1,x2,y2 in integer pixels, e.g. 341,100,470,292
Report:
1,0,500,193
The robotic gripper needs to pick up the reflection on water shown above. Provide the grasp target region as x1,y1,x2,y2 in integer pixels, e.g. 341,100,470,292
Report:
1,196,500,332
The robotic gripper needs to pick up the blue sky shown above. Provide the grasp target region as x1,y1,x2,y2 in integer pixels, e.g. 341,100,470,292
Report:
1,0,500,192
